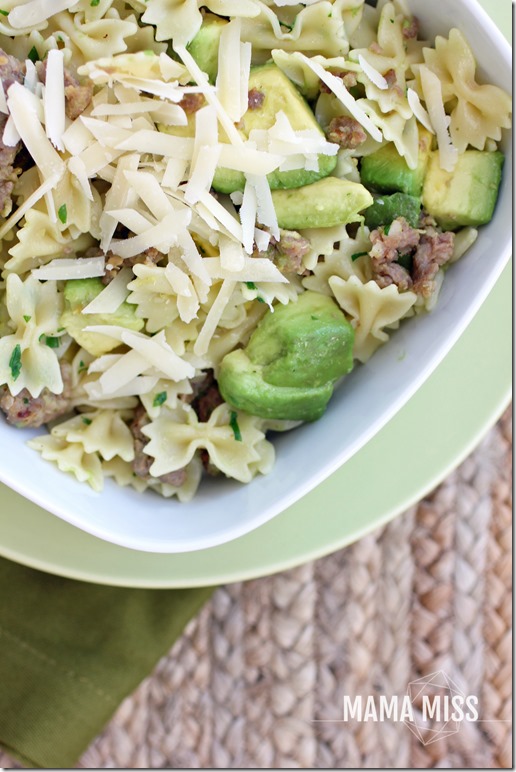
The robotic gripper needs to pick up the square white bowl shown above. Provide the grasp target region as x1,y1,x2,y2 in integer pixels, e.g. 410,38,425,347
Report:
0,0,511,552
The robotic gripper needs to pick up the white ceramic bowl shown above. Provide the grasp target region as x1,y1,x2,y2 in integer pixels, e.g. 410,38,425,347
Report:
0,0,511,552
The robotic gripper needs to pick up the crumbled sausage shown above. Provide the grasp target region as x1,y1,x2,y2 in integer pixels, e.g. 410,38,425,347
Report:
384,69,397,88
320,70,358,94
179,92,205,114
130,403,187,488
100,246,162,285
37,61,93,120
374,260,413,292
0,50,25,216
253,229,312,275
190,370,224,423
326,115,367,149
276,230,312,274
402,16,419,40
370,217,421,264
248,88,265,110
0,362,73,428
412,231,454,297
369,216,454,297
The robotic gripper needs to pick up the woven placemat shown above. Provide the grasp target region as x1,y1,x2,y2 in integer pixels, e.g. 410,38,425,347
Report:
0,408,512,769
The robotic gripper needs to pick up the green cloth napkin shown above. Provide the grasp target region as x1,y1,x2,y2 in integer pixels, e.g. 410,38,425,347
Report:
0,556,213,768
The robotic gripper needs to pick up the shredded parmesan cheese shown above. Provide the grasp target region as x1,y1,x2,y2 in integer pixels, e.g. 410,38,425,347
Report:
7,83,65,181
298,54,383,143
44,49,66,152
358,54,389,90
175,45,244,146
32,257,106,280
419,66,458,171
194,279,237,356
407,87,436,135
82,267,132,314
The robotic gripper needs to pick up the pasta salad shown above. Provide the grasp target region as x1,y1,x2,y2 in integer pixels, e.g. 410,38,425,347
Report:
0,0,510,500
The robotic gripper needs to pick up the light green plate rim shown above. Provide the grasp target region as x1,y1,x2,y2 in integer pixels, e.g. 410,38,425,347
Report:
0,0,510,588
0,260,511,587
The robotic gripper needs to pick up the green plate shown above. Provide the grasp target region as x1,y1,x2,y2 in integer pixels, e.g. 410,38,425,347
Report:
0,261,510,587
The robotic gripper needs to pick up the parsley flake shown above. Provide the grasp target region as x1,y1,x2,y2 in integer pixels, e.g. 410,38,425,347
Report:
245,281,257,290
153,391,167,408
23,314,31,323
90,0,100,5
0,10,9,16
230,411,242,442
28,46,40,63
9,344,22,381
82,417,93,425
58,204,67,224
351,251,369,262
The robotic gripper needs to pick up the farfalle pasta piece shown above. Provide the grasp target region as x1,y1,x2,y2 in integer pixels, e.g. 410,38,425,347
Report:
141,0,202,45
28,435,104,492
147,454,203,501
50,10,139,63
140,378,193,419
127,263,200,330
240,1,353,58
50,409,135,462
142,403,274,484
329,274,416,362
350,2,416,119
0,274,63,397
303,230,373,296
271,51,357,99
412,29,512,152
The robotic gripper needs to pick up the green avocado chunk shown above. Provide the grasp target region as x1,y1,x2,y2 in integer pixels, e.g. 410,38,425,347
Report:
422,150,504,231
364,192,421,230
360,127,433,197
160,64,337,193
213,65,338,193
60,278,144,357
217,292,354,422
186,14,228,84
271,177,373,230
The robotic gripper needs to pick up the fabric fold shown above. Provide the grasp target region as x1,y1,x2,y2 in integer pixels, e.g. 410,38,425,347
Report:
0,557,213,768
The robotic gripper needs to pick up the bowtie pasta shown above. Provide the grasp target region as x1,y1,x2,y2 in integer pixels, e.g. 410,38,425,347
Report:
0,0,510,500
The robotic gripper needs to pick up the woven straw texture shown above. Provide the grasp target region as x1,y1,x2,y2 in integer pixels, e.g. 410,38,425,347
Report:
1,408,512,769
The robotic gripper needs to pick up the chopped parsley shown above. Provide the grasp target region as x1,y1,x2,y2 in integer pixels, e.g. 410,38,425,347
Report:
153,391,168,408
23,315,31,323
229,411,242,442
351,251,369,262
384,223,391,236
39,334,60,348
9,344,22,381
245,281,257,290
28,46,40,63
90,0,100,5
0,10,9,16
78,360,87,373
58,204,67,224
82,417,93,425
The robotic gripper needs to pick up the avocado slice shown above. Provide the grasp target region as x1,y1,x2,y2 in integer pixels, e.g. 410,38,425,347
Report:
364,192,421,230
360,127,433,197
186,13,228,84
422,150,504,231
161,64,337,193
217,291,354,422
60,278,144,357
271,177,373,230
